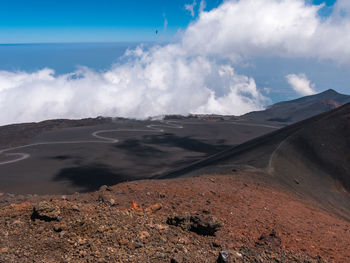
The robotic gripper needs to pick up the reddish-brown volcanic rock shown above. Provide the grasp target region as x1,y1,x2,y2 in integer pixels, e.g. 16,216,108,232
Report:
0,174,349,262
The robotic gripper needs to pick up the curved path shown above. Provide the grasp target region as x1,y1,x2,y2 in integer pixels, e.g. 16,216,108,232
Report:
0,119,279,167
0,121,183,166
266,132,297,175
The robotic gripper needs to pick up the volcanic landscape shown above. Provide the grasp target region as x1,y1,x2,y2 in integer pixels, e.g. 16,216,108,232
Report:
0,89,350,262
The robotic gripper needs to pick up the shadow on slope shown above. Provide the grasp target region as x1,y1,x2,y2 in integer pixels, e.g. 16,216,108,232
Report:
115,139,165,157
115,133,229,157
157,103,350,218
53,164,132,192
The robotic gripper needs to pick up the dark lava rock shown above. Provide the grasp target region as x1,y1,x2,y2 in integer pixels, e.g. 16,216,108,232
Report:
255,230,282,249
294,179,300,185
31,201,61,222
99,185,108,191
166,212,191,231
72,205,80,212
190,214,222,236
134,242,143,249
53,224,63,233
99,185,112,191
217,250,244,263
167,213,222,236
97,193,107,203
170,254,184,263
217,251,230,263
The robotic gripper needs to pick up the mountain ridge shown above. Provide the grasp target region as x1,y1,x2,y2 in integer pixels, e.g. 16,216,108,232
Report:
240,89,350,124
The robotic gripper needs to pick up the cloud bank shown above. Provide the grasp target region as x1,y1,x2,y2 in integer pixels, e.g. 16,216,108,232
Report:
182,0,350,62
1,0,350,125
0,53,266,125
286,74,316,96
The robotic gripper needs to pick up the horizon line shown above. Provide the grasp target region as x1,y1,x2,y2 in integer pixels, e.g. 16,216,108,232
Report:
0,40,165,46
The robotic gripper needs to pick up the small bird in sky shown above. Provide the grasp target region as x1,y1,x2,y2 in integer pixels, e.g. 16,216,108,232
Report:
156,29,158,35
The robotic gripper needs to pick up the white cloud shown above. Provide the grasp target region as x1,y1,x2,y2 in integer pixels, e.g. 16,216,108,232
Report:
286,73,316,96
182,0,350,63
185,0,197,17
0,46,267,125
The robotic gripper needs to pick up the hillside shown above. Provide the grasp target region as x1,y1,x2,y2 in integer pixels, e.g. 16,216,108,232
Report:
241,89,350,124
159,102,350,219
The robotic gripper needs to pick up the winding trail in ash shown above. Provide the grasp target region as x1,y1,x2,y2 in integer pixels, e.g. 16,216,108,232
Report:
0,121,183,166
0,119,280,167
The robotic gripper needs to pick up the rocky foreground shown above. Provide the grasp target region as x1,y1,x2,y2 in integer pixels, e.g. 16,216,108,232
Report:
0,173,349,263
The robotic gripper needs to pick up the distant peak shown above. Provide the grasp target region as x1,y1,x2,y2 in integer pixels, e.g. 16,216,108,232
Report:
321,89,339,95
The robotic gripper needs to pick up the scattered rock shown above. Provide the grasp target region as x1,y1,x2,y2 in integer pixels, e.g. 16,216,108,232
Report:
6,193,15,199
119,238,129,246
178,237,190,245
97,193,107,203
217,250,243,263
171,254,184,263
139,231,150,240
153,224,169,231
217,251,230,263
59,231,67,238
99,185,108,191
10,202,31,210
53,224,63,233
157,192,166,198
134,242,143,249
255,230,282,249
31,201,61,222
0,174,343,262
146,203,162,213
212,242,221,248
189,214,222,236
72,205,80,212
108,198,115,206
167,213,190,230
100,185,112,191
0,247,8,254
37,226,44,233
77,238,86,245
167,213,222,236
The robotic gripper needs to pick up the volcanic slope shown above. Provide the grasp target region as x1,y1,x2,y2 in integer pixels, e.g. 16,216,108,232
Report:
159,102,350,219
241,89,350,125
0,117,279,195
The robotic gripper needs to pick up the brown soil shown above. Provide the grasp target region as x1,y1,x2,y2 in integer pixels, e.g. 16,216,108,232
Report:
1,173,349,262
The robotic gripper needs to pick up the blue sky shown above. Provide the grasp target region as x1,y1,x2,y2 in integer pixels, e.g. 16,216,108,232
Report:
0,0,338,43
0,0,222,43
